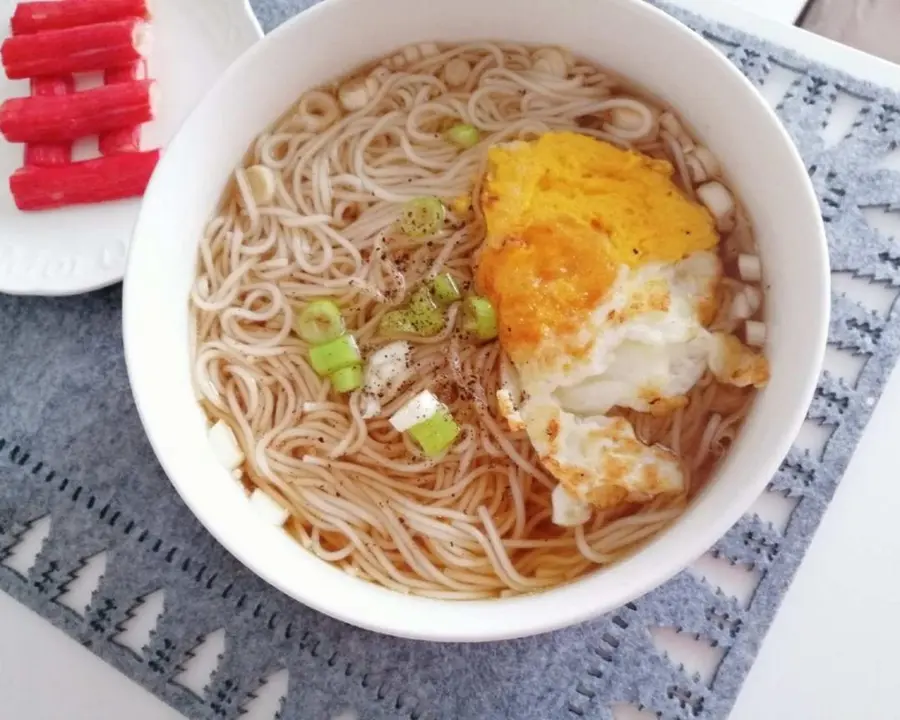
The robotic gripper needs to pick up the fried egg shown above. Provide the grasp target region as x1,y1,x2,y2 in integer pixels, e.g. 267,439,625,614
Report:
477,131,719,365
477,131,768,518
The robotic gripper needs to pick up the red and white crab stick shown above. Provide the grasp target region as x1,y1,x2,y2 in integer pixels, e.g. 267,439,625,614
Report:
99,60,146,155
1,18,148,79
0,79,155,143
10,149,160,211
10,0,150,35
24,75,75,166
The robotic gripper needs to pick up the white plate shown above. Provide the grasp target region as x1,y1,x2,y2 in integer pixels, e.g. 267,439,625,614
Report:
0,0,263,296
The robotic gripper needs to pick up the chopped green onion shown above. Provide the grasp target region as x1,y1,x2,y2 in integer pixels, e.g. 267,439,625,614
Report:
445,123,480,149
379,311,418,336
408,407,461,457
463,296,498,341
431,273,461,305
390,390,442,432
309,334,361,376
295,300,345,345
398,197,445,238
330,364,364,393
409,285,437,312
379,286,445,337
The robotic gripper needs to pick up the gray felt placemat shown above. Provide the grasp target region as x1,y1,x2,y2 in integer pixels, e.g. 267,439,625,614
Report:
2,2,900,718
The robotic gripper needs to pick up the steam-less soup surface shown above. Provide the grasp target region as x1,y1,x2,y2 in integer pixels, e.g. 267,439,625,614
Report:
191,42,769,599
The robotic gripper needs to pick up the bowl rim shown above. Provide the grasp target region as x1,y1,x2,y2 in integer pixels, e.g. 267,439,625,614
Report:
123,0,830,642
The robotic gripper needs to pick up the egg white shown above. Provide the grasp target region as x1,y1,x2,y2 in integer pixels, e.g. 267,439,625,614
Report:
549,250,720,416
499,250,722,521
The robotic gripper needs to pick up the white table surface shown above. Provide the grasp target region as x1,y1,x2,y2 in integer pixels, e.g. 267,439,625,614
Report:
4,1,900,718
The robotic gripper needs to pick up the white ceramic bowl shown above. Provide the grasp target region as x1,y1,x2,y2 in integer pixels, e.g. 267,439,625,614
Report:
123,0,829,641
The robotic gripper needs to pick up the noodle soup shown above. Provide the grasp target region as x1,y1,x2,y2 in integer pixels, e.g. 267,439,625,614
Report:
190,42,769,600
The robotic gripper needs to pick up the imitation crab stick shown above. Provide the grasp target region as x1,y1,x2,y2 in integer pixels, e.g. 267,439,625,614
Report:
0,79,154,144
99,61,145,155
10,149,160,211
10,0,151,35
1,18,148,79
24,75,75,166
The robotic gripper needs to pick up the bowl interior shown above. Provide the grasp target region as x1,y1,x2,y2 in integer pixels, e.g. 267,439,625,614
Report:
123,0,828,641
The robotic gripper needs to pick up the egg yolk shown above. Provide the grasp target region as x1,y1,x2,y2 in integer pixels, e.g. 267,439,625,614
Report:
478,222,617,357
476,132,719,359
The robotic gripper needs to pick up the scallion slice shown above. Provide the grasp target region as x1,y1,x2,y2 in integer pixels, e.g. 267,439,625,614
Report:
379,311,418,337
309,334,361,376
330,364,364,393
295,300,345,345
398,197,445,238
463,296,498,341
408,407,461,457
379,286,445,337
445,123,480,149
389,390,442,432
431,273,461,305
